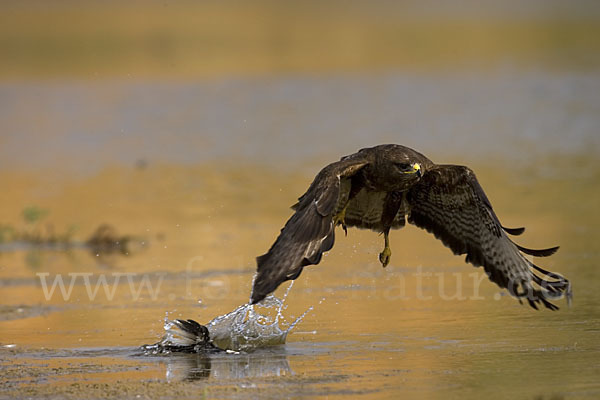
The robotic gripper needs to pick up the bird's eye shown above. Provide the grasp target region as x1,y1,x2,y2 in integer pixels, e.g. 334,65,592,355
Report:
395,163,411,171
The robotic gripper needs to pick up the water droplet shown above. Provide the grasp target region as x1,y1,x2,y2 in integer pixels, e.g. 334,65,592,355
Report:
151,281,314,353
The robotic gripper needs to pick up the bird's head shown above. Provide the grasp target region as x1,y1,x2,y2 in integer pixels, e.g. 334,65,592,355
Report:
393,162,422,178
382,161,422,190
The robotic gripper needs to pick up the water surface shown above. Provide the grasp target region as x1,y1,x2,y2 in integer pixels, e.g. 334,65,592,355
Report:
0,73,599,399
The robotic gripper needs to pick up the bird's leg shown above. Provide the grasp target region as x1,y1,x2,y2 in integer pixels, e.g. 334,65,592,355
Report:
379,229,392,268
333,201,349,236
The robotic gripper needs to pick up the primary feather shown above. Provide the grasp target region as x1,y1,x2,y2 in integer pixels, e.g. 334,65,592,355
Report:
250,144,571,310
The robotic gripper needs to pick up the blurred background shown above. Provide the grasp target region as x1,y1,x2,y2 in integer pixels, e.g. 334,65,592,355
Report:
1,1,600,397
2,0,600,172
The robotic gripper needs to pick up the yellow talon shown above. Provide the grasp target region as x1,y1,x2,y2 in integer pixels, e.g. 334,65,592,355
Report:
379,231,392,267
334,203,349,236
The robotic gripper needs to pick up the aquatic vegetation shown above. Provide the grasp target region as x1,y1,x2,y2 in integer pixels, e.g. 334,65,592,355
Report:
86,224,134,256
0,208,139,256
21,206,49,224
0,209,146,269
0,209,76,246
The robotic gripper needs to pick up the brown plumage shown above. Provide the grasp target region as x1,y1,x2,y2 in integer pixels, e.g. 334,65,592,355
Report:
250,144,571,310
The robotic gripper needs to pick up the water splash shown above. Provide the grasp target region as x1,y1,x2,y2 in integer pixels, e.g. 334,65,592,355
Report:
208,282,313,352
143,282,313,354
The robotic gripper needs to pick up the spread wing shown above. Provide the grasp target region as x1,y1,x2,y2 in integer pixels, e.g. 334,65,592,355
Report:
250,156,369,304
407,165,571,310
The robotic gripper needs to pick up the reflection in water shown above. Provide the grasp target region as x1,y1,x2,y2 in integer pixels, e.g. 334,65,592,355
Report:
163,353,212,382
86,224,135,257
0,222,146,269
0,158,599,399
144,285,312,353
1,1,599,396
158,349,292,382
0,142,598,398
141,292,302,382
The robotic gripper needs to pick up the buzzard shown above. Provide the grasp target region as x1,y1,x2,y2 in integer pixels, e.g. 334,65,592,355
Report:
250,144,571,310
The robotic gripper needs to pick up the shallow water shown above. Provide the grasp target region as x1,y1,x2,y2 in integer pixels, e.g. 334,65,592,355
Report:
2,72,599,174
1,73,599,399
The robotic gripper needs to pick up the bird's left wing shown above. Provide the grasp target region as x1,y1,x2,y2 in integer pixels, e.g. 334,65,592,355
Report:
407,165,571,310
250,156,369,304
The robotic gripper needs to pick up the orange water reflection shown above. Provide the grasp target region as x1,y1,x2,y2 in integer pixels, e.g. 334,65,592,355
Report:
0,159,598,398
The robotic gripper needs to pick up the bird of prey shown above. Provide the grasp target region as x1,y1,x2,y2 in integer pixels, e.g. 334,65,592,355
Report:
250,144,571,310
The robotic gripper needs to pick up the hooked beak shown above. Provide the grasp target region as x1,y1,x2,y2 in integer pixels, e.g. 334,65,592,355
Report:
413,163,422,178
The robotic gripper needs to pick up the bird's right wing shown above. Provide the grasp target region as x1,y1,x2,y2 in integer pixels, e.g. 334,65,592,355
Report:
407,165,571,310
250,156,369,304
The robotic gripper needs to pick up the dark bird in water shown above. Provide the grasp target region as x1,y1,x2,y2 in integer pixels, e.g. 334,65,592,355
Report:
251,144,571,310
